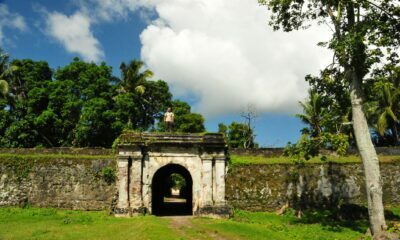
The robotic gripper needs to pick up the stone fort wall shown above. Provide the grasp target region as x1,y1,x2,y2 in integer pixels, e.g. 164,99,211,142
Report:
1,148,399,211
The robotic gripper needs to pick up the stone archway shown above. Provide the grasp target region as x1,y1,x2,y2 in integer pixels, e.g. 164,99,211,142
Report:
114,132,231,218
152,164,192,216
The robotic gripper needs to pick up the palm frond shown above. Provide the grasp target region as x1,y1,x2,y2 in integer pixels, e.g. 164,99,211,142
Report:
377,112,388,136
135,85,146,95
0,79,9,96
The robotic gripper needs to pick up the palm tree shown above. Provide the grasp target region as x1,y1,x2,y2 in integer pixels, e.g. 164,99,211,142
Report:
117,60,154,129
118,60,153,95
296,90,330,137
367,79,400,145
0,50,11,98
0,49,19,99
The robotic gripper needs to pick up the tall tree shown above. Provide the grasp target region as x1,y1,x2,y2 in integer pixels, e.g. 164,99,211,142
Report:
116,60,172,130
240,104,258,149
223,122,254,149
296,91,329,137
259,0,400,236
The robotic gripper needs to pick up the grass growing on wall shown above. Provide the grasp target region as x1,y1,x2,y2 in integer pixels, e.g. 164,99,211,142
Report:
0,153,114,160
230,154,400,166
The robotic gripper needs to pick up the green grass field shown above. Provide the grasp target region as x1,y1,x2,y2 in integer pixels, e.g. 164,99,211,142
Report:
2,207,398,240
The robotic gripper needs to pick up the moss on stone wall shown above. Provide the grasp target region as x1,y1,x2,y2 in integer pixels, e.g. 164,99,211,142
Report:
0,154,116,210
226,162,400,211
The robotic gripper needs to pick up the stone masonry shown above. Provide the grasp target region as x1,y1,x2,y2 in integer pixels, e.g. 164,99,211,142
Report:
115,132,231,217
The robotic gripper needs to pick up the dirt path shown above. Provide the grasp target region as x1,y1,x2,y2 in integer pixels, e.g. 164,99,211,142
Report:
166,216,229,240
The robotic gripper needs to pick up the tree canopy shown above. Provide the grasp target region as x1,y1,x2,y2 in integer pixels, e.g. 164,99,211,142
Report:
0,53,206,147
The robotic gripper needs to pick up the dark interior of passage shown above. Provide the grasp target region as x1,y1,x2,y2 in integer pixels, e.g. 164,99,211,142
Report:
151,164,193,216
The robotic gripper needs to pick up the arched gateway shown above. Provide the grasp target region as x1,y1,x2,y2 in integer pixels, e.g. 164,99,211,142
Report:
114,132,231,218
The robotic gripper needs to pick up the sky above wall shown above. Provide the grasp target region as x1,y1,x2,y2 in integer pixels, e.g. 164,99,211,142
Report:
0,0,333,147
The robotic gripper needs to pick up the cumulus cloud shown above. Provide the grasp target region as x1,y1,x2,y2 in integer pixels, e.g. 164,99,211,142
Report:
42,0,149,62
139,0,332,116
43,0,333,116
0,4,27,45
44,11,104,62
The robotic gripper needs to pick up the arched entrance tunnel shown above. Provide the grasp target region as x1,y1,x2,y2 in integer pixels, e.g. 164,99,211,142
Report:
152,164,193,216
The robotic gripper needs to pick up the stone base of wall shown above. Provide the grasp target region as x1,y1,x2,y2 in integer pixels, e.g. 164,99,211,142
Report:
196,205,233,218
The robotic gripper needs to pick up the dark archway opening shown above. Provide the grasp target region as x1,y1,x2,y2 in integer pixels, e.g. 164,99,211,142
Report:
152,164,193,216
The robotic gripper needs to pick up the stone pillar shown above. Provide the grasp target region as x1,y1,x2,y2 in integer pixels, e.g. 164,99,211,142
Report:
115,156,129,217
201,156,213,206
214,157,226,205
129,152,144,215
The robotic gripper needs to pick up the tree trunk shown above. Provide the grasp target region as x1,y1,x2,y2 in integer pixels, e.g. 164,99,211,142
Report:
391,124,399,146
349,70,387,236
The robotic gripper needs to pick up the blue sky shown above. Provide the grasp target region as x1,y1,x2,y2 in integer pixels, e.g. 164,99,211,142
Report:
0,0,333,147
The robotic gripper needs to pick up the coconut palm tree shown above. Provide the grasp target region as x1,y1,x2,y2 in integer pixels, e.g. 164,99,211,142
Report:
0,50,10,98
119,60,153,95
0,49,18,99
296,90,330,137
367,79,400,145
117,60,154,129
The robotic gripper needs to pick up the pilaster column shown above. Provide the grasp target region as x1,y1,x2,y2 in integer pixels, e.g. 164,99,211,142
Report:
214,156,226,205
201,155,213,206
129,153,143,214
115,156,129,216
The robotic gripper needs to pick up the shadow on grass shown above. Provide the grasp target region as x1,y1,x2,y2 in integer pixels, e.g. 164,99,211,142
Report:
289,204,400,233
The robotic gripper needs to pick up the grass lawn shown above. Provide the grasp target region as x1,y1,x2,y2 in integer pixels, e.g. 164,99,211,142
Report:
0,207,178,240
230,154,400,165
2,207,398,240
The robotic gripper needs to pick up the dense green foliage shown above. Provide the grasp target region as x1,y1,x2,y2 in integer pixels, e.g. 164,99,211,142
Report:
218,122,255,148
2,207,397,239
0,51,205,147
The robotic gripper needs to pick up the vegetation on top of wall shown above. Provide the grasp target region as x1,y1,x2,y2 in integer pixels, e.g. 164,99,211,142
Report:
230,154,400,166
0,153,114,160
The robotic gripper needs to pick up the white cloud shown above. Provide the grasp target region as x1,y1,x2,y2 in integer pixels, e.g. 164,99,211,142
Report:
0,4,27,45
138,0,332,116
45,11,104,62
76,0,154,22
43,0,333,116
